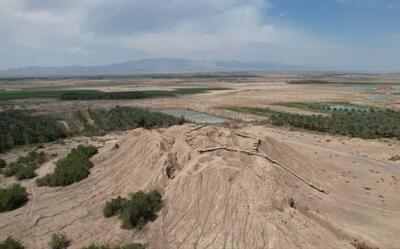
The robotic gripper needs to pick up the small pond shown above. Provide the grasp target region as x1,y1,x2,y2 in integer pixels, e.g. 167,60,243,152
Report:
391,85,400,93
348,84,377,92
365,95,392,101
161,109,228,124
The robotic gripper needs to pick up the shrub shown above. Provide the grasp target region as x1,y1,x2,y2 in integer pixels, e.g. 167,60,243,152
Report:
116,244,146,249
15,166,37,180
0,237,25,249
1,151,46,180
49,233,70,249
17,151,47,168
0,184,28,213
0,159,6,169
2,163,21,177
37,145,97,187
81,244,145,249
103,190,163,230
81,245,111,249
103,196,127,218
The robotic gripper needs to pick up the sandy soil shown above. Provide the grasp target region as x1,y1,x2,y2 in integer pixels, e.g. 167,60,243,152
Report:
1,74,400,249
0,124,399,249
2,73,400,114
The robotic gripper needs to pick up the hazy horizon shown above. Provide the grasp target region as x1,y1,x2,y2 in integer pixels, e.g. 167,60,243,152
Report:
1,0,399,71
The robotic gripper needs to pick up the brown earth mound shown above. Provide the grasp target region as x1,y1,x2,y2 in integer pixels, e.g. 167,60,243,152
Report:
0,125,396,249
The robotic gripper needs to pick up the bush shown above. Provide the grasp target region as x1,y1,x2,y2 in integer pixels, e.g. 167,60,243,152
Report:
103,190,163,230
116,244,146,249
103,196,127,218
49,233,70,249
16,151,47,168
15,166,37,180
81,244,145,249
81,245,111,249
2,163,20,177
0,159,6,169
37,145,97,187
0,184,28,213
0,237,25,249
1,151,46,180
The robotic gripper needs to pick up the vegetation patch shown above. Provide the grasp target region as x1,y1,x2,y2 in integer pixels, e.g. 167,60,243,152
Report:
81,243,145,249
103,190,163,230
0,184,28,213
0,237,25,249
272,102,368,112
287,79,331,84
1,151,47,180
49,233,70,249
0,159,6,169
0,107,182,153
36,145,97,187
173,87,230,95
74,106,184,135
228,106,400,139
60,88,229,100
59,90,175,100
0,88,229,101
225,106,279,117
270,109,400,139
0,90,101,101
0,110,68,153
287,80,386,85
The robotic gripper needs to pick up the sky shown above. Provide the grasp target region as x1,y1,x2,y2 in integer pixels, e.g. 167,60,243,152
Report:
0,0,399,71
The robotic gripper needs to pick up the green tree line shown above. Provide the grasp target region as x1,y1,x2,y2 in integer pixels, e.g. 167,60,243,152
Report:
0,110,68,153
270,108,400,139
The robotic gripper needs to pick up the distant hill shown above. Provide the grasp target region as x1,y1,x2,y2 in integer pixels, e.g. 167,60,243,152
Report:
0,58,302,77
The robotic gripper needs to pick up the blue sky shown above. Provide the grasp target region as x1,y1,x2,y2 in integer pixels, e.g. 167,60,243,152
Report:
270,0,400,37
0,0,399,71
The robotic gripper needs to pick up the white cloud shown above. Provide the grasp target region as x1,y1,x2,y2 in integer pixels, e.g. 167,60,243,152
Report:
0,0,398,71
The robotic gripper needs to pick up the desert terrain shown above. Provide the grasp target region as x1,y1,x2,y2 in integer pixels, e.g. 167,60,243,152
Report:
0,73,400,249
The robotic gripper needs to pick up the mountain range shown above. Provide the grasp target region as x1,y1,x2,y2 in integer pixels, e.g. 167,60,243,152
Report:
0,58,302,77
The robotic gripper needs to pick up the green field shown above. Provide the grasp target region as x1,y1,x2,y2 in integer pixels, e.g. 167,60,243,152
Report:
173,87,231,95
225,106,279,116
0,88,230,101
0,90,101,101
273,102,368,112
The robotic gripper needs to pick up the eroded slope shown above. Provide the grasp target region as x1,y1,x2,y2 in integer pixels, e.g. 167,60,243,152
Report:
0,125,398,249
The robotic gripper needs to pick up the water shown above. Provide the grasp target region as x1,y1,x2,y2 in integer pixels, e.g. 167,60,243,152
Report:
161,109,228,124
348,84,377,92
365,95,392,101
391,85,400,93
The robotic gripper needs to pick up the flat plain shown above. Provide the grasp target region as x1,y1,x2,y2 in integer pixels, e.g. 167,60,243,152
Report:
0,72,399,249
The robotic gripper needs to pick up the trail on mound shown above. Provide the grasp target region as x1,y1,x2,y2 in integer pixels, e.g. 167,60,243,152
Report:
0,125,398,249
